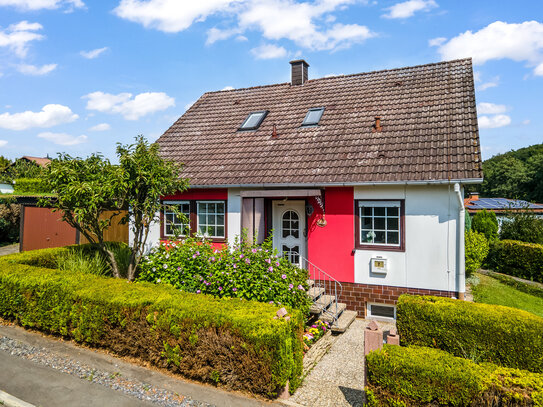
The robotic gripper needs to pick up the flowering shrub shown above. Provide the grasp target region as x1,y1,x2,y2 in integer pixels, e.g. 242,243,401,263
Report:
138,236,311,313
303,320,330,349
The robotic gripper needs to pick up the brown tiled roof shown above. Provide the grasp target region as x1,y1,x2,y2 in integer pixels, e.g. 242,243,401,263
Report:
21,156,51,167
158,58,482,186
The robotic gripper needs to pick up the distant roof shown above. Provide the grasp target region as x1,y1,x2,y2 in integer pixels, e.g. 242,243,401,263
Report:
465,197,543,213
158,58,483,187
21,156,51,167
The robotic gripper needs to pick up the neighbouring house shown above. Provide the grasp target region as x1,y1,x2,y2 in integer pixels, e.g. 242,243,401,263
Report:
465,192,543,227
19,156,52,168
142,58,483,319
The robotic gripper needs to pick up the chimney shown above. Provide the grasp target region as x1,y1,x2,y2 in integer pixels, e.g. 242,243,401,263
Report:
469,192,480,200
290,59,309,86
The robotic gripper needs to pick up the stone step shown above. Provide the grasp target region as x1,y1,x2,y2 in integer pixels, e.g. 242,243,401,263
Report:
331,310,357,334
320,302,347,323
309,294,335,314
307,279,315,288
308,286,324,300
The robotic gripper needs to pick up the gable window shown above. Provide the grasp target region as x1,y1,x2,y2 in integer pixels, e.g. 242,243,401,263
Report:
355,200,405,251
302,107,325,126
162,200,227,241
239,110,268,130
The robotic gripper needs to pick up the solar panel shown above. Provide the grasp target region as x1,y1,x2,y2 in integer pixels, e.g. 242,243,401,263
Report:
467,198,543,210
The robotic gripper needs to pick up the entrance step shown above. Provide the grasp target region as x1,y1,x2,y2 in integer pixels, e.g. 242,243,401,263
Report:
331,310,357,334
320,302,347,323
308,287,325,300
309,295,335,314
307,279,315,288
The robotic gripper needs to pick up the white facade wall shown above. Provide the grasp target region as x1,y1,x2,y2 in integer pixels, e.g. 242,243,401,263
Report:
129,211,161,254
354,185,463,293
227,188,242,244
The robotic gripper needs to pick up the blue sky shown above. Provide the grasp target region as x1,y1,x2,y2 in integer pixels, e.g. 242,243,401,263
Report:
0,0,541,161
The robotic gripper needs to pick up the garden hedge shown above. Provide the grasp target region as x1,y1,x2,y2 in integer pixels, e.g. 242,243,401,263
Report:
0,248,304,397
396,295,543,373
486,239,543,283
365,345,543,406
12,177,51,194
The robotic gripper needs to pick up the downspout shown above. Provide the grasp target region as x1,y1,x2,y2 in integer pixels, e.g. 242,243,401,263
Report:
454,183,465,300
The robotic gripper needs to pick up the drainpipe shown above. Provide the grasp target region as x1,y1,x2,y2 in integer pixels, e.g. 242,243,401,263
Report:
454,183,465,300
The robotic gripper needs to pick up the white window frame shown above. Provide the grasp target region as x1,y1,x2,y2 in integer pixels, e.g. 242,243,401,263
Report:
196,200,226,238
163,200,191,237
366,303,396,321
358,200,401,247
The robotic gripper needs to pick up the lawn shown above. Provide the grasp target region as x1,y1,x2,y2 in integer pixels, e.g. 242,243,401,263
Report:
471,273,543,318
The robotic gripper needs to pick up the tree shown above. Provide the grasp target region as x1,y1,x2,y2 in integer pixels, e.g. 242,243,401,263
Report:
116,136,188,280
41,153,126,277
499,208,543,245
471,209,498,241
41,136,188,280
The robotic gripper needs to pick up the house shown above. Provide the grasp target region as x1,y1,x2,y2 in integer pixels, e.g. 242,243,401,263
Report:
19,156,52,168
145,58,483,319
465,192,543,227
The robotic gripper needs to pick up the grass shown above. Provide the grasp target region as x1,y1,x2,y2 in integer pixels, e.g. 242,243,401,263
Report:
471,272,543,318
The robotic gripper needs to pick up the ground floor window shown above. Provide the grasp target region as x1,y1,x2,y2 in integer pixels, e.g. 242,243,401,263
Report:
367,303,396,320
355,200,405,251
163,200,226,241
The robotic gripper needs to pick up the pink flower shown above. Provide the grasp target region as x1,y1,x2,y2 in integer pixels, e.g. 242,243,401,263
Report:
266,259,271,264
233,287,237,292
268,266,273,272
233,264,237,269
219,286,223,291
245,258,251,264
196,290,201,294
239,254,244,259
276,261,280,266
281,274,287,279
289,284,294,289
192,254,197,259
252,248,258,253
210,257,215,262
298,285,304,290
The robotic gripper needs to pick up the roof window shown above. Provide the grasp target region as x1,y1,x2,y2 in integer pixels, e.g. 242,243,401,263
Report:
239,110,268,130
302,107,325,126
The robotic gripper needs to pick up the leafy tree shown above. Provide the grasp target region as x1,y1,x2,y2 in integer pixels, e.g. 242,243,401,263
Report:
40,136,188,281
116,136,188,280
499,209,543,245
6,158,44,179
0,156,11,177
41,153,126,277
465,211,472,231
471,209,499,241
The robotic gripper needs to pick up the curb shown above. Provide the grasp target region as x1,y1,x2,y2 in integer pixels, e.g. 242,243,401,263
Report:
0,390,36,407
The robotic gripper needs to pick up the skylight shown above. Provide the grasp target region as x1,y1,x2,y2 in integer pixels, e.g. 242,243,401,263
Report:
239,110,268,130
302,107,325,126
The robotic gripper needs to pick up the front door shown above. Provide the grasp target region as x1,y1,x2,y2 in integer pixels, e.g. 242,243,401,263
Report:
272,200,306,266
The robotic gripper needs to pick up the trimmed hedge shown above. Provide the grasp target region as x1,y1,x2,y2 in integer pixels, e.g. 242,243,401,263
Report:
465,231,489,277
0,248,304,397
396,295,543,373
365,345,543,406
12,178,51,194
486,239,543,283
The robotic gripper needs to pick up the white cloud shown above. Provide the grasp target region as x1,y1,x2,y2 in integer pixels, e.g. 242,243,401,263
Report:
89,122,110,131
478,114,511,129
0,140,7,147
83,91,175,120
250,43,287,59
80,46,108,59
0,21,44,58
477,102,507,115
432,21,543,75
115,0,375,52
184,100,196,111
473,71,481,82
382,0,437,19
428,36,446,47
0,0,84,11
478,81,498,91
17,63,57,75
522,119,531,125
38,132,87,145
221,86,235,91
0,104,78,130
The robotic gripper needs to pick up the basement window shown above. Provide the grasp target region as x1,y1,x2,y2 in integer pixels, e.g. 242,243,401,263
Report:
239,110,268,130
302,107,325,126
367,303,396,320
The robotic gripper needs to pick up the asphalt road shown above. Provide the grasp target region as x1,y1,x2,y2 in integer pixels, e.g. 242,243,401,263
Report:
0,351,155,407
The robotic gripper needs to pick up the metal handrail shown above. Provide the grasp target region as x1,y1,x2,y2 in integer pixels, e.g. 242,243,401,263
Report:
288,251,343,323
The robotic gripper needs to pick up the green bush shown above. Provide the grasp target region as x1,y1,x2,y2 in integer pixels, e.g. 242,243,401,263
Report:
0,203,20,244
138,236,311,313
471,209,498,240
365,345,543,406
465,231,489,277
13,178,51,194
486,240,543,283
57,250,111,277
396,295,543,373
465,211,472,232
0,248,304,397
500,210,543,244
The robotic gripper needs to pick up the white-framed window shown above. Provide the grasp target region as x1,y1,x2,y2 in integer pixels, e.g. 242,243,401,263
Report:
357,200,402,247
163,201,191,236
367,303,396,320
197,201,225,238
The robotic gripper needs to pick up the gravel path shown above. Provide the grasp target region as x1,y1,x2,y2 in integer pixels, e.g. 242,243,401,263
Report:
289,319,395,407
0,335,212,407
0,243,18,256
